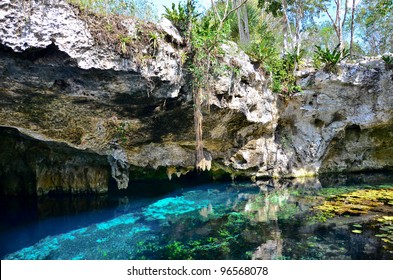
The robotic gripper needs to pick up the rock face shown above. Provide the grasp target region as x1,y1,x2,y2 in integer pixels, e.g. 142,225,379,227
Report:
0,0,183,97
230,61,393,177
0,126,110,196
0,0,392,195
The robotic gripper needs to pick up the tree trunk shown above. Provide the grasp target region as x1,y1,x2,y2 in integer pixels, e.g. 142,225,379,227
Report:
281,0,290,53
242,5,250,43
349,0,356,55
336,0,343,51
340,0,349,53
186,0,193,49
323,0,348,53
293,2,302,74
235,0,250,44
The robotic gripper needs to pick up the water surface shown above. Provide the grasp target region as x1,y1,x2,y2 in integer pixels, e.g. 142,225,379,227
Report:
1,174,393,260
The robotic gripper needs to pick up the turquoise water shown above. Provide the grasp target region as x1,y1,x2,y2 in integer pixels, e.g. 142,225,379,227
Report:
1,175,393,260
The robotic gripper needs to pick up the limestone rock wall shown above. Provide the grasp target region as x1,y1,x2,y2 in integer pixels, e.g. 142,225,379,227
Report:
0,0,392,195
229,61,393,177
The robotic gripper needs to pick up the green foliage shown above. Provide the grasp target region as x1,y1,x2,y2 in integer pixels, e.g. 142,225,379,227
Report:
148,31,160,54
317,186,360,198
163,1,197,37
189,15,227,88
163,3,188,35
257,0,283,17
165,241,193,260
265,52,302,96
118,34,132,56
314,44,350,73
273,64,296,95
356,0,393,55
313,188,393,217
309,187,393,224
243,37,302,97
115,121,128,143
245,39,277,64
382,54,393,70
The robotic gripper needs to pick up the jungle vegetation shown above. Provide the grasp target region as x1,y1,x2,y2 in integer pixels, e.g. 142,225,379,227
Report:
67,0,393,86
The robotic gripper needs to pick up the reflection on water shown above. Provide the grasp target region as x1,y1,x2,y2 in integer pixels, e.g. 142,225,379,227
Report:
1,174,393,260
252,225,282,260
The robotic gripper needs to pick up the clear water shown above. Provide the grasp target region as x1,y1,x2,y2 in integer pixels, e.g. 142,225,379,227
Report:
1,175,393,260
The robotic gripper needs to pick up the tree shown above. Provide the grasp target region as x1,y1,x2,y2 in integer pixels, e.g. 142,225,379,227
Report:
307,22,337,49
210,0,249,31
257,0,313,72
355,0,393,55
314,0,349,53
257,0,290,53
288,0,315,72
215,0,266,45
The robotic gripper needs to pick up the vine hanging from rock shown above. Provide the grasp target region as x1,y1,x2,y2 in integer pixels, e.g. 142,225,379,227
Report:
165,0,249,171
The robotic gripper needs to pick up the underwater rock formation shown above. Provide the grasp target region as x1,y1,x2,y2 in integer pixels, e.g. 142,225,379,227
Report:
0,0,392,195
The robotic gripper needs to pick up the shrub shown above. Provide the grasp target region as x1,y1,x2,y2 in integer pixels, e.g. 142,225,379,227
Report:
265,51,302,97
163,1,196,37
314,44,350,73
382,54,393,70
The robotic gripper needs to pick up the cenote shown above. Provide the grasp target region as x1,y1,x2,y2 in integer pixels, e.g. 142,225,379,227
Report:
1,172,393,260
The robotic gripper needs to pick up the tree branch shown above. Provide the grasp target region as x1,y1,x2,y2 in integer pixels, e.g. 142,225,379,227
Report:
210,0,222,22
322,6,338,33
221,0,249,23
341,0,349,31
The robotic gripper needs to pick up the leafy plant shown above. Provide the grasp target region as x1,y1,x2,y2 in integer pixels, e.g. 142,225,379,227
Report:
163,1,196,37
116,122,128,143
245,39,278,64
118,34,132,56
266,53,302,97
375,216,393,253
286,47,305,69
382,54,393,70
148,31,160,55
314,44,350,73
